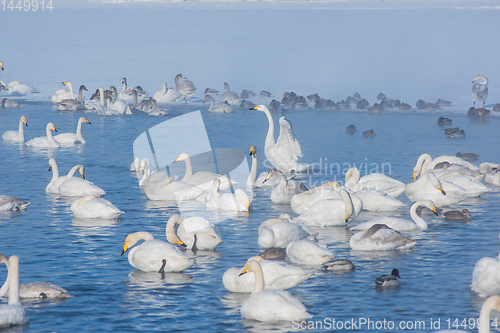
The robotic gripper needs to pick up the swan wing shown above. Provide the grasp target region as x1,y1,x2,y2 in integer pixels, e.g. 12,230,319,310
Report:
276,117,303,161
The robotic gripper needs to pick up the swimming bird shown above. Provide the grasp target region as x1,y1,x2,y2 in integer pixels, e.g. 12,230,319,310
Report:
290,182,341,214
56,85,87,111
239,259,313,322
448,129,465,139
286,239,335,265
0,61,35,95
456,152,480,162
258,214,315,249
204,88,219,96
246,145,280,188
472,245,500,297
0,255,29,328
346,124,357,134
58,165,106,197
350,224,417,251
205,178,250,212
363,129,376,137
53,117,91,145
119,77,146,101
52,81,76,103
375,268,401,287
0,196,30,211
174,74,196,102
240,89,255,99
153,82,181,103
412,153,479,180
472,74,488,108
0,84,19,108
2,115,27,142
405,171,465,207
437,117,452,126
265,169,308,205
258,248,287,261
147,99,169,116
322,259,356,271
443,208,471,219
221,82,240,104
252,105,312,173
351,188,406,212
479,163,500,186
71,195,123,219
107,86,132,115
345,167,405,198
165,214,222,252
203,95,234,113
25,122,59,148
121,231,193,273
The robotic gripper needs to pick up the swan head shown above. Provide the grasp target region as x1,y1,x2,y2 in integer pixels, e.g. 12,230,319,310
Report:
249,145,256,156
0,61,3,71
80,117,91,125
21,115,28,127
47,122,58,132
121,231,154,256
251,104,270,113
212,178,222,193
174,153,189,163
263,169,279,183
473,74,488,84
239,259,261,277
165,214,186,246
48,158,57,171
122,77,127,84
78,165,85,179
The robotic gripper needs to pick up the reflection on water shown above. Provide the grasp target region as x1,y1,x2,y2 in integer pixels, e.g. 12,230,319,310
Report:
127,270,193,289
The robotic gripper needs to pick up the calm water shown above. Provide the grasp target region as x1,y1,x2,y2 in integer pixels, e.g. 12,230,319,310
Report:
1,99,500,332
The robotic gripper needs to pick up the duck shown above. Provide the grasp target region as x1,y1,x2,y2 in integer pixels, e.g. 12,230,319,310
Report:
472,247,500,297
119,77,146,101
53,117,91,145
246,145,280,187
153,82,181,103
265,168,308,205
350,224,417,251
51,81,76,103
56,85,87,111
174,74,196,102
258,248,287,261
443,208,471,220
2,115,27,142
456,152,480,162
221,82,240,104
448,129,465,139
205,178,250,212
203,95,234,113
252,105,312,173
121,231,193,273
351,200,437,231
344,167,405,198
58,165,106,197
472,74,488,108
25,122,59,148
437,117,452,126
239,259,312,322
405,171,465,207
286,239,335,265
322,259,356,271
165,214,222,252
0,62,35,95
240,89,255,99
258,214,315,249
363,129,376,137
0,255,29,328
375,268,401,287
0,196,30,211
222,256,312,293
0,84,19,108
71,195,123,219
346,124,357,134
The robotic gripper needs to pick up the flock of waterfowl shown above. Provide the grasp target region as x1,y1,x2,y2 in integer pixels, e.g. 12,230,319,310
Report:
1,60,500,330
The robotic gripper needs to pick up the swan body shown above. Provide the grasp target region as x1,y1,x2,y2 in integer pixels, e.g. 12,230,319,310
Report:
175,74,196,101
2,115,27,142
247,145,280,187
472,74,488,108
143,177,204,201
223,256,312,293
205,178,250,212
286,239,335,265
4,80,35,95
348,188,405,212
153,83,181,102
51,81,76,103
107,86,132,115
56,85,87,111
0,196,30,211
71,195,123,219
350,224,417,251
345,167,405,198
375,268,401,287
0,85,19,108
266,168,308,205
122,231,193,272
119,77,146,101
413,153,479,180
165,214,222,251
258,215,314,249
239,259,312,322
480,163,500,186
351,200,437,231
58,165,106,197
203,95,234,113
472,251,500,297
221,82,240,104
25,122,59,148
138,158,174,189
53,117,91,145
0,255,29,328
290,183,341,214
437,172,490,198
252,105,311,173
405,171,465,207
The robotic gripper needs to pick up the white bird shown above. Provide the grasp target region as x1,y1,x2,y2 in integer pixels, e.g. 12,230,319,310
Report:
405,171,465,207
246,145,280,187
138,158,174,189
375,268,401,287
472,74,488,108
353,188,406,212
205,178,250,212
119,77,146,101
121,231,193,273
130,157,141,173
478,296,500,333
25,122,59,148
2,115,27,142
165,214,222,252
286,239,335,265
0,196,30,211
53,117,91,145
71,195,123,219
412,153,479,180
0,62,35,95
351,200,437,231
84,87,107,113
258,214,315,249
51,81,76,103
56,85,87,111
58,165,106,197
290,183,341,214
0,255,29,329
46,158,65,194
0,84,19,108
203,95,234,113
153,82,181,103
265,168,308,205
174,74,196,102
107,86,132,115
350,224,417,251
472,244,500,297
345,167,405,198
239,259,312,322
221,82,240,104
480,162,500,186
437,171,490,198
222,256,312,293
252,105,311,173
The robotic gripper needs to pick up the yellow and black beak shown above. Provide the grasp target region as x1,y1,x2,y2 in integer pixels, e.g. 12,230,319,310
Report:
432,205,438,216
439,187,446,195
239,265,248,276
413,173,417,181
250,106,258,110
121,243,129,256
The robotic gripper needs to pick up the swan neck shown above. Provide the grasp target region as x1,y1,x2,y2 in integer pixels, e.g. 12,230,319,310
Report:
77,86,84,102
276,171,287,190
166,215,182,243
247,153,257,185
68,82,75,100
162,83,167,94
341,190,354,218
111,88,117,104
18,118,25,140
99,88,104,106
410,203,428,229
50,161,60,183
479,297,500,333
263,108,275,148
76,119,84,142
66,165,81,179
0,257,10,297
181,156,193,182
7,256,20,305
251,262,265,294
46,124,57,145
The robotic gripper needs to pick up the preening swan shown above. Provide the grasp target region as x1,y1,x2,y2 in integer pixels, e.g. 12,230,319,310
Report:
472,74,488,108
349,224,417,251
252,105,311,173
222,256,312,293
0,196,30,211
247,145,279,187
58,165,106,197
205,178,250,212
53,117,91,145
351,200,437,231
121,231,193,272
119,77,146,101
221,82,240,104
51,81,76,103
56,85,87,111
71,195,123,219
25,122,59,148
165,214,222,251
203,95,234,113
286,239,335,265
265,168,308,205
2,115,27,142
0,255,29,328
174,74,196,102
375,268,401,287
239,259,312,322
153,83,181,103
405,171,465,207
345,167,405,198
412,153,479,180
258,214,315,249
290,182,341,214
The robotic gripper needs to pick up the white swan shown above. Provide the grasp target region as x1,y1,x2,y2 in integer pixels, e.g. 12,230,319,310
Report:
265,168,308,205
143,174,204,202
286,239,335,265
107,86,132,115
147,99,169,116
56,85,87,111
480,163,500,186
472,74,488,108
174,74,196,102
252,105,312,173
405,171,465,207
239,259,312,322
71,195,123,219
221,82,240,104
46,158,64,194
119,77,146,101
345,167,405,198
25,122,59,148
222,256,312,293
153,83,181,103
353,188,406,212
472,243,500,297
2,115,27,142
203,95,234,113
351,200,437,231
296,189,362,227
258,215,315,249
290,183,341,214
0,255,29,328
0,196,30,211
205,178,250,212
246,145,280,187
84,87,106,113
478,296,500,333
436,171,490,198
121,231,193,272
0,84,19,108
130,157,140,173
53,117,91,145
165,214,222,251
349,224,417,251
0,62,35,95
138,158,174,189
51,81,76,103
58,165,106,197
413,153,479,180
